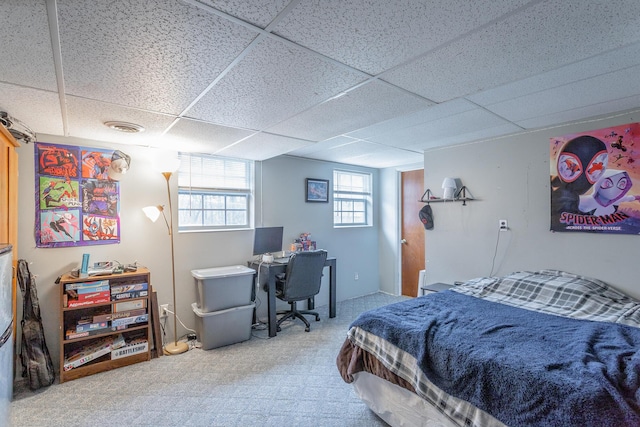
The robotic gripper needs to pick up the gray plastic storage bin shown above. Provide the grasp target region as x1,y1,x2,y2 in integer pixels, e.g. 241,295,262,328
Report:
191,265,255,312
192,302,254,350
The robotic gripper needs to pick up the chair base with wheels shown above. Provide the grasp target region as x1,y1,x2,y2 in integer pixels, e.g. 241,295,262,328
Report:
276,300,320,332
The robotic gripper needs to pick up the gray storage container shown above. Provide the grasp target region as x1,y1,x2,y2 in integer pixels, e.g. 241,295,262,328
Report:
192,303,254,350
191,265,255,312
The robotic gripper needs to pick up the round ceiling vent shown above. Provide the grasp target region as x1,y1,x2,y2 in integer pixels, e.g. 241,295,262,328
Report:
104,121,145,133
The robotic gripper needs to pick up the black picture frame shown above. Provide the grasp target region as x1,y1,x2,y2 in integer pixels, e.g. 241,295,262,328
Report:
306,178,329,203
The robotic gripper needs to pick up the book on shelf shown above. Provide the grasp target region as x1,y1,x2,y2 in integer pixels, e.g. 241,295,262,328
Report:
64,279,109,291
75,321,109,333
111,340,148,360
76,284,109,294
110,282,148,295
111,290,148,301
90,307,146,323
114,299,147,312
63,334,125,371
67,290,111,308
66,327,111,340
112,314,148,329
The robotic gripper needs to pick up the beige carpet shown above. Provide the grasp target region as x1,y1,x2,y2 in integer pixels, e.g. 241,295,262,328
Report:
11,292,407,426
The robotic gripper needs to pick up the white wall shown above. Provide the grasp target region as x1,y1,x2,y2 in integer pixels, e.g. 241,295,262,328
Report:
421,111,640,299
16,136,380,371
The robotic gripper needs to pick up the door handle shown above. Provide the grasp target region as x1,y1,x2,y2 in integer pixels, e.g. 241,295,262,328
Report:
400,239,407,244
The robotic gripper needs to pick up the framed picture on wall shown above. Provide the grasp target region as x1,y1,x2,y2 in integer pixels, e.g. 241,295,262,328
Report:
306,178,329,203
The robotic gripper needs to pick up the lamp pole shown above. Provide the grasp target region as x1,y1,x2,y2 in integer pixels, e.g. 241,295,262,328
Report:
162,171,188,355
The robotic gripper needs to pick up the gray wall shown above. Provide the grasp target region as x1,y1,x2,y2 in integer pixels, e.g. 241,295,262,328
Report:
421,111,640,299
15,135,380,371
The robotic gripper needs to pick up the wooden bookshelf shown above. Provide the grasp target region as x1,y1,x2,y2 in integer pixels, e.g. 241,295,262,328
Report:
58,268,152,383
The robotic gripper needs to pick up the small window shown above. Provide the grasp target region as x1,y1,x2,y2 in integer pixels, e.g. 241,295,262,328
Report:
177,153,253,231
333,170,372,227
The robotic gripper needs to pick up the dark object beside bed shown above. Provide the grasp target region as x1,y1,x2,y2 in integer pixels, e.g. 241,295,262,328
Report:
337,270,640,427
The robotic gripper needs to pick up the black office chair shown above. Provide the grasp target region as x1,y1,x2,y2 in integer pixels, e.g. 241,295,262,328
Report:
275,250,328,332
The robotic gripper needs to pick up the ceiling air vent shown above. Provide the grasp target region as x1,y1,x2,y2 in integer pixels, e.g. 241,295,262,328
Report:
104,121,145,133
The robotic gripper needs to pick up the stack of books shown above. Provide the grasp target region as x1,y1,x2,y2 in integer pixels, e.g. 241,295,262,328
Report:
63,334,126,371
64,280,110,308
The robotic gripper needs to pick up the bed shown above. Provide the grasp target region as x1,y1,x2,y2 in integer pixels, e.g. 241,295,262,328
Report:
336,269,640,426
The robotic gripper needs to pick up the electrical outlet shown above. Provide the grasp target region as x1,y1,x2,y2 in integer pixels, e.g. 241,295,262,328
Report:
160,304,169,318
499,219,508,231
354,272,359,280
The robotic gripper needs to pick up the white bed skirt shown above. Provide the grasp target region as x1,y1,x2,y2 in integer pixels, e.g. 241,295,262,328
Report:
351,371,459,427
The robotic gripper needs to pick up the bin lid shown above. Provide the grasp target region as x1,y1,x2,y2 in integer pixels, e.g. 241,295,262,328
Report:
191,302,255,317
191,265,255,280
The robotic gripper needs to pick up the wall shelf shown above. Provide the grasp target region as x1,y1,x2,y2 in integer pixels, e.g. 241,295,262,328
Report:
419,186,476,206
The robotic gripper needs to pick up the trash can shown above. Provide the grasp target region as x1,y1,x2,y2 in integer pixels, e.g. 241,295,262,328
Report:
191,265,255,312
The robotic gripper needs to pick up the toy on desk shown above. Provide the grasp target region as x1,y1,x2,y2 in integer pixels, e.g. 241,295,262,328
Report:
290,232,316,252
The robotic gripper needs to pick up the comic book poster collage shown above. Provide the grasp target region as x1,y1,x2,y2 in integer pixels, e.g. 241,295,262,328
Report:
35,142,121,247
550,122,640,234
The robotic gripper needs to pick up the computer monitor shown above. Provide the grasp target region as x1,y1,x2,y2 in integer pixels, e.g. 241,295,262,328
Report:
252,226,284,256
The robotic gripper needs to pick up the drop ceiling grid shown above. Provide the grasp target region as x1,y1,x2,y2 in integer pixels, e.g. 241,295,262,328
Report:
187,36,367,130
195,0,292,28
56,0,259,115
271,0,535,76
381,0,640,104
0,0,57,91
266,80,434,142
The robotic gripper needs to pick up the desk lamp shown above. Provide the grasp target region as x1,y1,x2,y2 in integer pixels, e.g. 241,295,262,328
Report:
143,156,188,355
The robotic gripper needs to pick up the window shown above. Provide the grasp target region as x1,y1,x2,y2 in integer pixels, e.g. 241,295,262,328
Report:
177,153,253,231
333,170,372,227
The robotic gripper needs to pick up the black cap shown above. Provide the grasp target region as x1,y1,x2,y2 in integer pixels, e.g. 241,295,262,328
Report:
419,205,434,230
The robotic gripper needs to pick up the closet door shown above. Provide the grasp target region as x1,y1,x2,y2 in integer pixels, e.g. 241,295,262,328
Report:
0,126,19,344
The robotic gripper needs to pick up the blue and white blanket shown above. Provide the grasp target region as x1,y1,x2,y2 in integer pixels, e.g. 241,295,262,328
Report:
348,271,640,427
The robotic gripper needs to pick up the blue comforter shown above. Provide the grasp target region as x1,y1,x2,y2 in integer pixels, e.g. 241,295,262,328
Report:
350,290,640,426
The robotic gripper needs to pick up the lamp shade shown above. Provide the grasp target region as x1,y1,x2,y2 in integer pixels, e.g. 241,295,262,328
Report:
142,206,161,222
442,177,457,200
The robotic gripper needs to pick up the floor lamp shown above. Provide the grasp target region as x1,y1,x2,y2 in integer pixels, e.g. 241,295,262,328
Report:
143,169,188,356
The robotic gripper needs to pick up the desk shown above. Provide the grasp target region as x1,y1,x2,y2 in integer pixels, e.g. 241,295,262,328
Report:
248,257,336,337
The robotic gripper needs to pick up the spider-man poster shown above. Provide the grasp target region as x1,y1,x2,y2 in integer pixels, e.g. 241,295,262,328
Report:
550,122,640,234
35,142,121,247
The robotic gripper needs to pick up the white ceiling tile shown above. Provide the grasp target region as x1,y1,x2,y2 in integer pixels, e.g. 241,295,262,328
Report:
267,81,433,141
347,99,478,141
468,42,640,107
195,0,291,28
383,0,640,102
164,118,255,153
273,0,532,75
485,65,640,125
0,0,57,90
405,122,524,151
516,95,640,130
287,136,359,156
301,140,423,168
57,0,259,114
216,132,312,160
187,36,367,129
66,97,177,145
0,83,63,135
367,108,519,149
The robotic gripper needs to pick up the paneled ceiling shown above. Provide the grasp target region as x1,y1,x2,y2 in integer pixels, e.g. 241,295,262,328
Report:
2,0,640,168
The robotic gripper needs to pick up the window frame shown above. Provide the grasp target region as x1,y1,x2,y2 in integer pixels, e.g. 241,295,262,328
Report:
333,169,373,228
177,153,254,232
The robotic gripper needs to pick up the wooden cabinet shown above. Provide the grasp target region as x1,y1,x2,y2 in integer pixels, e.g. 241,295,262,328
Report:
58,268,152,383
0,126,19,345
